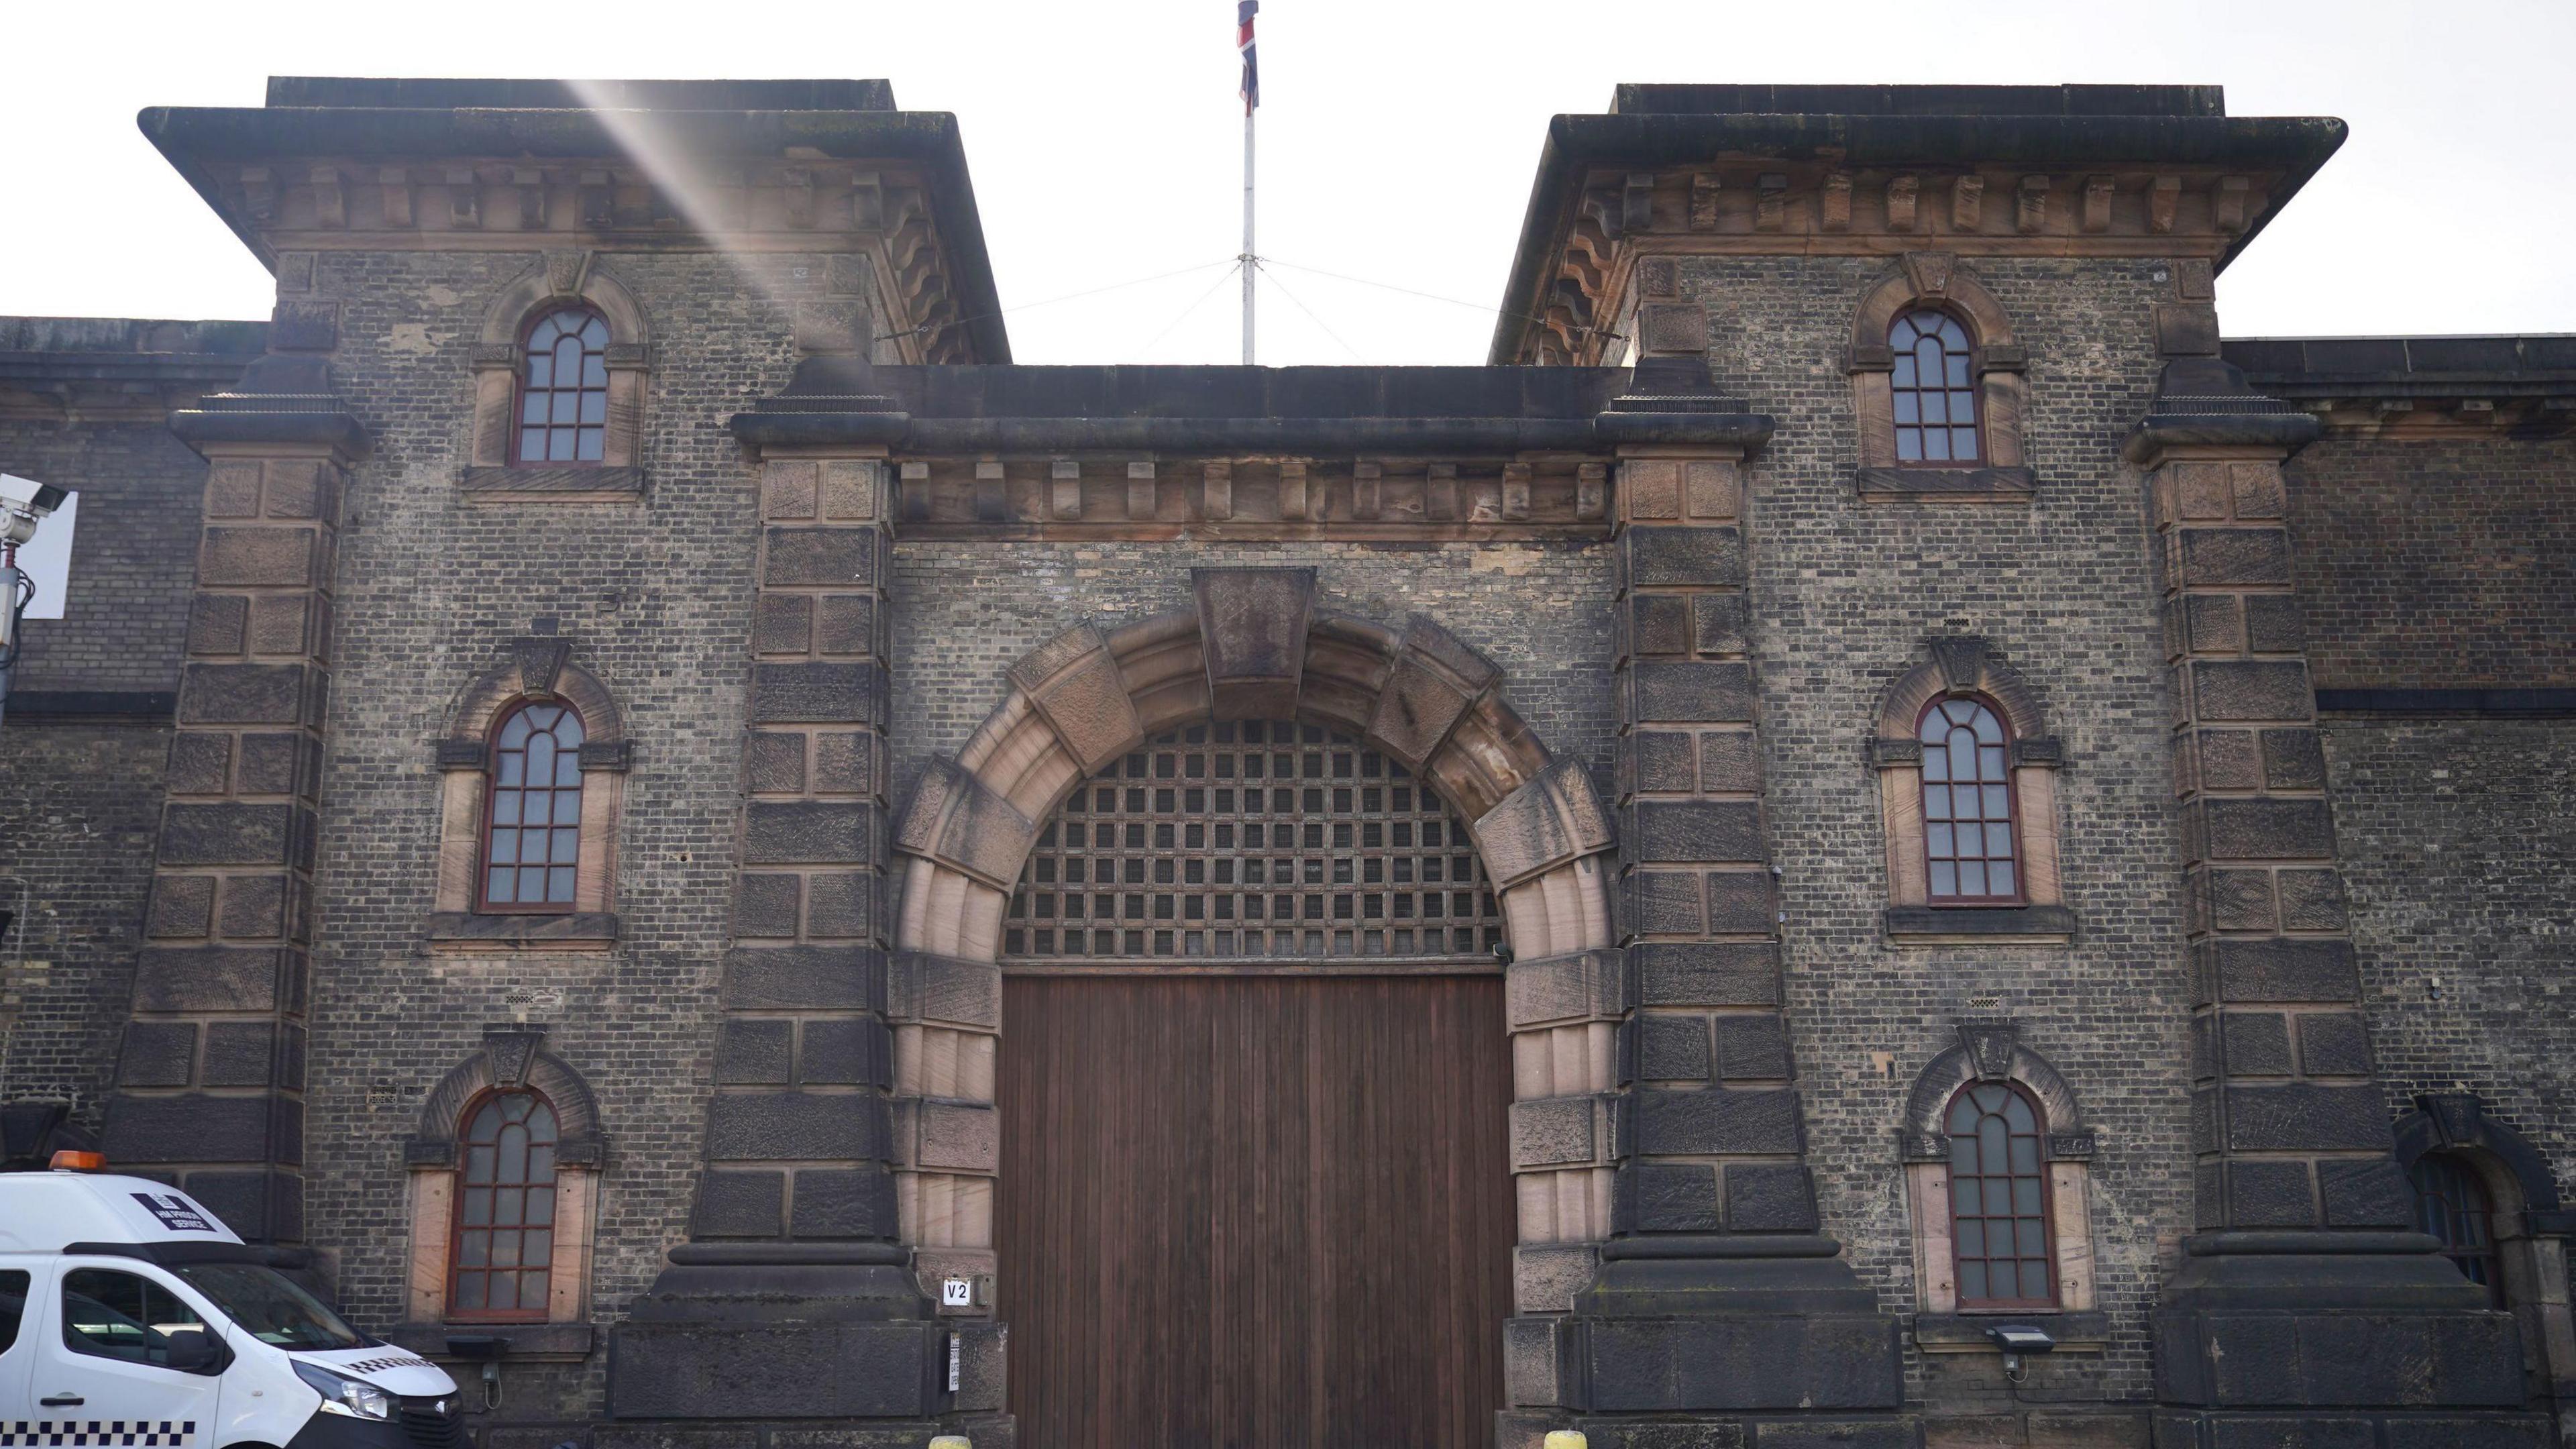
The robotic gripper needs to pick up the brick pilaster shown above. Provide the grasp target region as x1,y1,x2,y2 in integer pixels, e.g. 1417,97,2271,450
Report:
108,364,363,1242
2148,441,2408,1234
2130,372,2528,1428
1609,444,1820,1241
684,455,902,1248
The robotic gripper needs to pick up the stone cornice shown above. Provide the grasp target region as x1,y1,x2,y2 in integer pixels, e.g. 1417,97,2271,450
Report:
137,106,1007,363
1492,112,2345,364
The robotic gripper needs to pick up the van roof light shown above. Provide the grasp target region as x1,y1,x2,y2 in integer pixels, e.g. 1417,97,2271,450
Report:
50,1150,107,1171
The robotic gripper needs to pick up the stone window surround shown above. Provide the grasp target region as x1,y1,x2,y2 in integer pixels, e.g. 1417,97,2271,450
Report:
427,639,629,949
462,252,651,502
1900,1022,2102,1342
1870,638,2073,944
394,1026,604,1362
1848,254,2035,503
2392,1093,2576,1398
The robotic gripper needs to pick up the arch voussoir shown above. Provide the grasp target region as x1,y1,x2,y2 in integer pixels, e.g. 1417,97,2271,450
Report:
888,568,1625,1332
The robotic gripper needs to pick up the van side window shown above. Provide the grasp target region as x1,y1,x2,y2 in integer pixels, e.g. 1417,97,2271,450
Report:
0,1269,28,1352
61,1268,205,1366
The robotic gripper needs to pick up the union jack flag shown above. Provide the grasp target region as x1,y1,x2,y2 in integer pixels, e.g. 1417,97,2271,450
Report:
1238,1,1260,113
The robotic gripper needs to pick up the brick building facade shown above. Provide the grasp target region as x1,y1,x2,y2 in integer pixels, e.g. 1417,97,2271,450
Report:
1,78,2570,1448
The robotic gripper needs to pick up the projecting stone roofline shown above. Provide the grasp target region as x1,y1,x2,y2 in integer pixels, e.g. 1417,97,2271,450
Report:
732,358,1773,455
1489,90,2345,366
0,317,269,421
262,76,900,111
1611,83,2227,118
138,86,1006,364
2220,335,2576,438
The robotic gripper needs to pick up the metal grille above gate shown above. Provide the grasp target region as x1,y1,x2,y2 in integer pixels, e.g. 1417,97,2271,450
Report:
1003,720,1505,964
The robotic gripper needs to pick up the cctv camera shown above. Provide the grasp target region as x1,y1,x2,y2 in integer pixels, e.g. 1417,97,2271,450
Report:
1,475,67,549
0,475,67,517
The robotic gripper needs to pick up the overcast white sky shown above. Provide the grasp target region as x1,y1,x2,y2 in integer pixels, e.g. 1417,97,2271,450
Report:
7,0,2572,366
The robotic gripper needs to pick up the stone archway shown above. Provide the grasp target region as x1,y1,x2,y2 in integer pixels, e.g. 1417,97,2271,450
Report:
885,566,1619,1422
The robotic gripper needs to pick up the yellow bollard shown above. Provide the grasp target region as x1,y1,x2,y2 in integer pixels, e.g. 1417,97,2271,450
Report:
928,1438,971,1449
1543,1432,1589,1449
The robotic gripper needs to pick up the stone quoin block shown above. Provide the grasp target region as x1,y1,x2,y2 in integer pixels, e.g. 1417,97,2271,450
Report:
721,947,888,1012
103,1093,301,1165
1631,941,1783,1007
741,801,878,865
2176,527,2294,588
1628,661,1755,724
1476,758,1614,888
888,950,1004,1030
2221,1083,2398,1152
131,947,292,1014
1620,526,1747,590
1633,1014,1713,1081
1618,1161,1723,1232
1724,1161,1820,1230
763,526,879,588
2196,936,2361,1004
1629,799,1764,864
2190,659,2314,722
702,1090,890,1162
715,1020,796,1085
1505,949,1626,1028
178,662,311,725
1711,1014,1793,1080
750,661,888,726
1631,1085,1805,1155
788,1164,900,1238
2296,1012,2375,1076
117,1022,197,1087
2318,1159,2413,1227
797,1016,891,1087
690,1169,787,1237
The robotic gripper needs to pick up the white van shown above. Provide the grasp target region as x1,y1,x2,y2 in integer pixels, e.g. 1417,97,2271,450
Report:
0,1165,462,1448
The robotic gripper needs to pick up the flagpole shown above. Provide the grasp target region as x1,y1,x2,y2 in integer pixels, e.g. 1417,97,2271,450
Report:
1237,0,1258,366
1241,106,1256,364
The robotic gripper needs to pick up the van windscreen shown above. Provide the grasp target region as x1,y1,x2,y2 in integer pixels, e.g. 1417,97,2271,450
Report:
171,1263,363,1350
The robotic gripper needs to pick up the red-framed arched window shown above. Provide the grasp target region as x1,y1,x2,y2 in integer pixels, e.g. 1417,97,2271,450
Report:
1919,696,2022,905
449,1088,559,1322
482,700,586,912
515,307,610,465
1945,1081,2055,1310
2410,1152,2506,1307
1890,308,1981,465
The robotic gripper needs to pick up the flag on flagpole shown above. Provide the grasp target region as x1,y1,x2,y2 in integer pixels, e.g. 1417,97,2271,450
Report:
1238,0,1260,113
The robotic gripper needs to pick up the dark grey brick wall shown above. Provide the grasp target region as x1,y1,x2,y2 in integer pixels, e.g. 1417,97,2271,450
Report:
288,246,819,1419
2287,437,2576,690
0,727,165,1124
1,411,204,1132
1682,253,2192,1404
2328,718,2576,1198
0,419,207,694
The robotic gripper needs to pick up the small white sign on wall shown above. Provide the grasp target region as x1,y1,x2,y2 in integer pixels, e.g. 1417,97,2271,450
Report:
941,1276,974,1308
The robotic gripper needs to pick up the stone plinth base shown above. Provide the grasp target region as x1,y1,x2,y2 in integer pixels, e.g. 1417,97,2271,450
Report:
2151,1232,2526,1412
1511,1236,1904,1414
605,1242,1003,1424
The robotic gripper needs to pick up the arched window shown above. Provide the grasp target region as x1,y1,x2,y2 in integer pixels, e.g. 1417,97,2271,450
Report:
1945,1081,2055,1310
482,700,587,911
515,307,610,464
1890,309,1981,465
449,1089,559,1322
1919,696,2020,904
2410,1152,2506,1307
